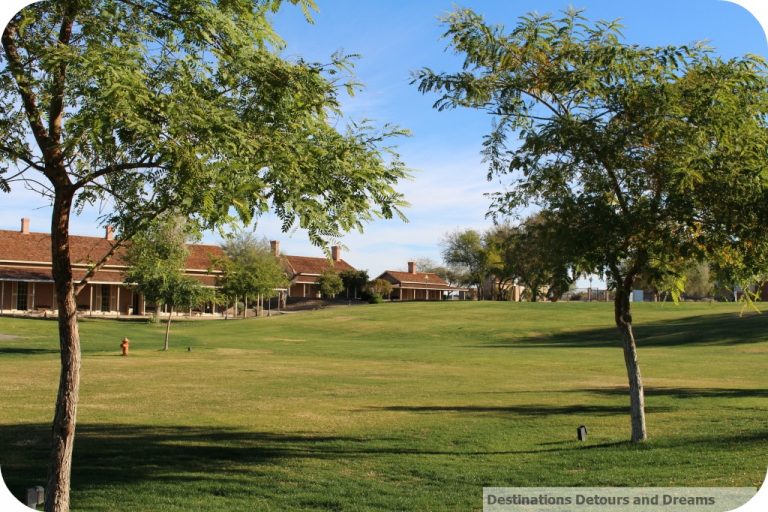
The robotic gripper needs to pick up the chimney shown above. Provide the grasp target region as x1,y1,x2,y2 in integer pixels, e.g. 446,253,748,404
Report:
331,245,341,262
408,261,416,274
20,218,30,234
105,225,114,240
270,240,280,257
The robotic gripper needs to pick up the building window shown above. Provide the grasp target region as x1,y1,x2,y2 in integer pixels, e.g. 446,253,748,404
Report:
101,284,111,312
16,282,28,310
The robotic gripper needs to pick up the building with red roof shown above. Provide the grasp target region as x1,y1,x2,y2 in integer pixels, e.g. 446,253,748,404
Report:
375,261,468,301
0,218,223,316
270,241,356,298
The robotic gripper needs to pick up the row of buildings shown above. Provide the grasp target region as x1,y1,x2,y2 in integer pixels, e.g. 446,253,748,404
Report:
0,218,467,317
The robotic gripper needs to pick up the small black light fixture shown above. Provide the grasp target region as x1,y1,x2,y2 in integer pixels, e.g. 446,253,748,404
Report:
577,425,588,441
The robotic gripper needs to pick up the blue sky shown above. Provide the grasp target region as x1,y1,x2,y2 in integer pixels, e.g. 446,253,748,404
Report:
1,1,767,279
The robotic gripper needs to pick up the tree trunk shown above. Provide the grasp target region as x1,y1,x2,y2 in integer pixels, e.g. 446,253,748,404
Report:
614,286,647,442
163,308,172,351
46,190,81,512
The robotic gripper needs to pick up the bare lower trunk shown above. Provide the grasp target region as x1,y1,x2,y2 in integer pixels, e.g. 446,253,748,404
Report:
163,308,172,351
614,286,647,442
46,190,81,512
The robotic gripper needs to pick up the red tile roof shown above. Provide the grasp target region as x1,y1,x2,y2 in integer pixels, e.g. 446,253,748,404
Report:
282,255,355,277
0,229,223,270
378,270,455,289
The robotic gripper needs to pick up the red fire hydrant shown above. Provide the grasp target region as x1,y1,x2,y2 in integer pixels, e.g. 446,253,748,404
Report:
120,337,130,356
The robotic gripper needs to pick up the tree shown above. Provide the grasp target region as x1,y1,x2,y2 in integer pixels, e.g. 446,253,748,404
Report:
339,269,369,299
416,8,768,442
318,270,344,298
494,215,575,302
482,223,518,300
683,262,714,300
217,232,288,317
125,216,209,350
1,2,408,509
441,229,489,298
367,278,393,299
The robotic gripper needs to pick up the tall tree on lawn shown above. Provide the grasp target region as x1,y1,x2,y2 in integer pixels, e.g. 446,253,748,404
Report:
0,1,408,510
415,7,768,442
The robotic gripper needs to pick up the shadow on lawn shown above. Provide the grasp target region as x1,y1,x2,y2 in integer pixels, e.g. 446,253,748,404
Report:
1,421,765,503
482,312,768,348
369,403,672,416
0,424,368,501
583,387,768,399
0,347,58,355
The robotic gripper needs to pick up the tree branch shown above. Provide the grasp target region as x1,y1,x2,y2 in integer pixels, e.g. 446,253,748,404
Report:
1,18,52,166
0,144,46,172
72,160,163,189
48,2,78,150
74,239,127,295
73,210,168,294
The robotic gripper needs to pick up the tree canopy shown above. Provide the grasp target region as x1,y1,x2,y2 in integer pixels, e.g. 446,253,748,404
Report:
441,229,488,296
416,7,768,442
339,269,369,299
487,216,574,302
217,231,288,314
318,269,344,298
124,215,210,349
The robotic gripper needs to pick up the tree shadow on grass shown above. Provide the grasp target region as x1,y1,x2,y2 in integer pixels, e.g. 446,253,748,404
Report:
0,421,660,499
0,347,58,355
582,387,768,400
481,312,768,348
1,421,765,505
368,403,672,417
0,423,370,502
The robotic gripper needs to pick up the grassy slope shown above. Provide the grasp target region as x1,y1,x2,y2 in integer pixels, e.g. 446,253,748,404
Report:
0,302,766,511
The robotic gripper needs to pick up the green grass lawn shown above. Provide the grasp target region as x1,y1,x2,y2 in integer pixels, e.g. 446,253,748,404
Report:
0,302,766,511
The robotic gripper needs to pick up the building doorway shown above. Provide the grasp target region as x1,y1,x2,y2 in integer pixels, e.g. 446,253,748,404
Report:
16,282,28,311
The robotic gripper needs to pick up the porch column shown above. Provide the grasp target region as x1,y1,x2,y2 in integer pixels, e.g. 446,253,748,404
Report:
116,286,121,316
31,282,36,310
1,281,4,313
89,286,93,316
